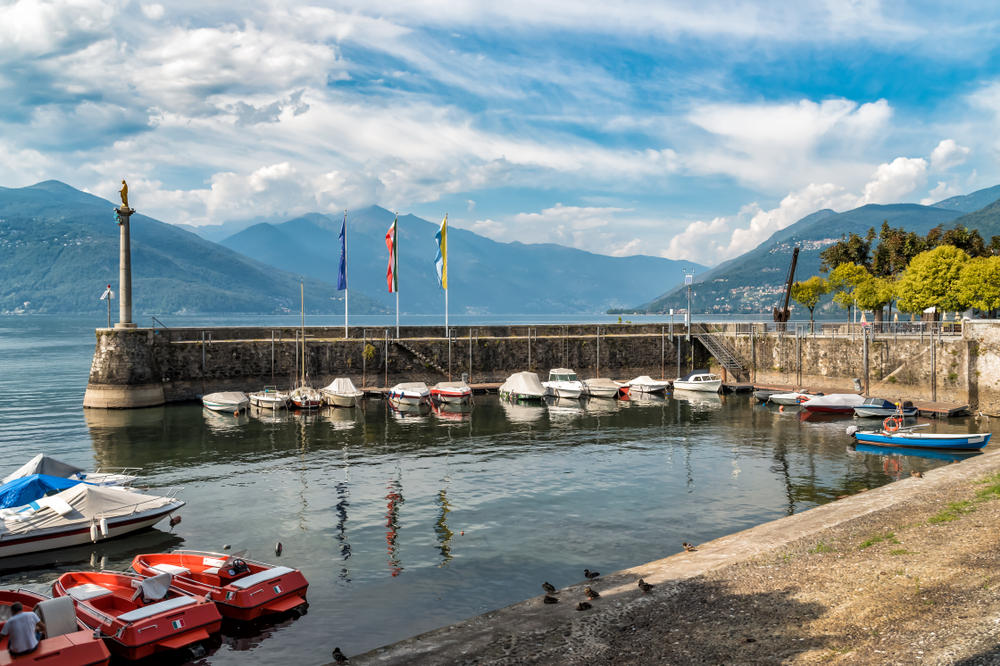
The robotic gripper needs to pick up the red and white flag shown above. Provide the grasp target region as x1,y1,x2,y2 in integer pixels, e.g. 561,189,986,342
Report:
385,215,398,293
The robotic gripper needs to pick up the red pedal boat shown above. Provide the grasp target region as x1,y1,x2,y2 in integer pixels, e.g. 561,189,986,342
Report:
52,571,221,660
132,550,309,621
0,589,110,666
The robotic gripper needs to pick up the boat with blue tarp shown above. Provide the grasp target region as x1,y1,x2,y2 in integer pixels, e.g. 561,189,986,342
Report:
0,474,88,510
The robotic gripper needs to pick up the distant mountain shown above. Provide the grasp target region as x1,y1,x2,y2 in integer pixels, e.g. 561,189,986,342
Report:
180,217,272,243
221,206,703,314
944,198,1000,240
0,181,385,315
932,185,1000,213
639,202,967,314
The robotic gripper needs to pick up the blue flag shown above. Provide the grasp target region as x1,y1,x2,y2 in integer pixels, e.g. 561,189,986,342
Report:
337,216,347,290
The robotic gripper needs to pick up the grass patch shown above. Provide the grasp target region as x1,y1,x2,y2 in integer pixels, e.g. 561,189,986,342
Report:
859,532,899,549
928,500,975,524
810,541,835,554
974,472,1000,501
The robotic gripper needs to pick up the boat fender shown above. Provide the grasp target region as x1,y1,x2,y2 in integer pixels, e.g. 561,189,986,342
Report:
99,517,109,537
883,417,900,433
90,522,99,543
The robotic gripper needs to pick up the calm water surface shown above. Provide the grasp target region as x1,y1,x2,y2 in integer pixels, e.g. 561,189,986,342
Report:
0,315,990,665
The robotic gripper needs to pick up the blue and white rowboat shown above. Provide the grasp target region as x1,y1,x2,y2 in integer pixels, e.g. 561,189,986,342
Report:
851,430,991,451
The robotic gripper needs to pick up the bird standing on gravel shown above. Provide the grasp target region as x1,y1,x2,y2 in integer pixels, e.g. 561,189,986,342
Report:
543,595,559,604
584,586,600,600
584,569,600,580
332,647,348,663
576,601,592,611
542,581,556,594
638,579,654,593
682,542,697,552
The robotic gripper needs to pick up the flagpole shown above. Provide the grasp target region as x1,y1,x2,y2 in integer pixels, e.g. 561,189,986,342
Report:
343,209,348,338
395,212,400,339
445,213,449,336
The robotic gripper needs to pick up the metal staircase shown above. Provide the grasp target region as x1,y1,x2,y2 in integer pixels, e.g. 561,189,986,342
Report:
393,340,448,376
691,325,748,381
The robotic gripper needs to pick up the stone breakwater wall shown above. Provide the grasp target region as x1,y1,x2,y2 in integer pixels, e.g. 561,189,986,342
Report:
725,321,1000,412
83,324,702,408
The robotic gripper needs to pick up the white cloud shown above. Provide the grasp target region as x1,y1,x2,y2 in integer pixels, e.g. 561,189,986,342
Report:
141,3,164,20
858,156,927,204
930,139,970,171
921,180,961,205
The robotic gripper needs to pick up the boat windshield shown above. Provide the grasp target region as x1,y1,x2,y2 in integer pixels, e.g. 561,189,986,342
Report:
550,373,577,382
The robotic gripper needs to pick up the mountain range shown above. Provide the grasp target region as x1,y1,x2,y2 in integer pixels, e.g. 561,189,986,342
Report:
637,185,1000,314
220,207,702,315
0,181,701,316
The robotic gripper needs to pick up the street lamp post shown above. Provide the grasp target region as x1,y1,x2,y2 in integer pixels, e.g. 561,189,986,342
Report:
684,272,693,341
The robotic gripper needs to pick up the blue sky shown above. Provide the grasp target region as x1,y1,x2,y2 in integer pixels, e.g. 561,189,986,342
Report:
2,1,999,265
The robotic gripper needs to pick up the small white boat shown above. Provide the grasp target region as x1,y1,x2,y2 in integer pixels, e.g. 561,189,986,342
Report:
542,368,584,399
802,393,865,413
201,391,249,413
388,382,430,407
3,454,137,488
248,386,289,410
0,484,183,558
431,381,473,405
581,378,621,399
321,378,364,407
618,375,670,394
853,397,919,418
672,371,722,393
289,386,323,410
498,372,546,402
768,392,817,406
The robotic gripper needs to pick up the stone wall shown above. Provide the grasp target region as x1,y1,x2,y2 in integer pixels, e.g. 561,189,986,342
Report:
84,324,709,407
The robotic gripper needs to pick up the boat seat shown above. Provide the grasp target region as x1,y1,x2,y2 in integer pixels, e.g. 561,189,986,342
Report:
150,563,190,577
203,557,226,567
35,597,77,638
230,566,295,589
66,584,113,601
117,596,196,623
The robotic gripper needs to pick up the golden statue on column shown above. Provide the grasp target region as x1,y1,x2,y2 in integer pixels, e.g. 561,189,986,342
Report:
119,180,129,209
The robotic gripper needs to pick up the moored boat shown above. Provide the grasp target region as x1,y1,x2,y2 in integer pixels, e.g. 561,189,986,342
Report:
430,381,472,405
132,550,309,622
672,370,722,393
53,571,221,660
752,389,780,403
289,386,323,410
848,426,991,451
802,393,865,413
498,372,546,402
320,378,364,408
542,368,584,399
853,397,919,418
0,589,111,666
388,382,431,407
581,377,621,399
248,386,289,410
768,391,818,406
3,455,136,488
201,392,249,413
617,376,670,394
0,484,183,559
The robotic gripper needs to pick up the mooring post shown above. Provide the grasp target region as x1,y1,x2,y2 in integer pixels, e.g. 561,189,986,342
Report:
863,327,870,396
362,330,367,388
468,328,473,382
931,326,937,402
270,330,275,383
661,326,665,380
596,326,601,377
201,331,206,372
384,329,389,388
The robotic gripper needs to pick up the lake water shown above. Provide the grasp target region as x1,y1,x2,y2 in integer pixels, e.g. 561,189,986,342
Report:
0,315,988,665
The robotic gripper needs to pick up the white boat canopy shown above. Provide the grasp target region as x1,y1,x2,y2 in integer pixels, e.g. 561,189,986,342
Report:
322,378,363,396
3,455,84,484
499,371,545,396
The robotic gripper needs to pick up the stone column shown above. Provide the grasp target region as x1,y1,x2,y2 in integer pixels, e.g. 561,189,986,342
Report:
114,206,137,329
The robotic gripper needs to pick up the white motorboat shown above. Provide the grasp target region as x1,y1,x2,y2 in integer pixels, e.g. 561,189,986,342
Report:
581,377,621,399
289,386,323,410
618,375,670,394
430,381,473,405
768,392,817,406
542,368,584,399
3,454,137,488
498,371,546,402
0,484,183,558
802,393,865,414
672,371,722,393
388,382,430,407
321,377,364,407
248,386,289,410
201,391,249,413
853,397,919,418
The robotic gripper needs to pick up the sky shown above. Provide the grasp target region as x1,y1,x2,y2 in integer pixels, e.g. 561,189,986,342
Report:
2,1,1000,266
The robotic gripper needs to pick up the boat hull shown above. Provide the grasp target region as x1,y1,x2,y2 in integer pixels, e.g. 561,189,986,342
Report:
583,386,619,399
249,394,288,410
388,394,427,407
853,431,991,451
672,380,721,393
626,383,668,394
853,407,919,418
202,400,249,412
430,389,471,405
0,505,181,559
0,590,111,666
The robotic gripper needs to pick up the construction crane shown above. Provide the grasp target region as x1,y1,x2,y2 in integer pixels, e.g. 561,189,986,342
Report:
773,246,800,324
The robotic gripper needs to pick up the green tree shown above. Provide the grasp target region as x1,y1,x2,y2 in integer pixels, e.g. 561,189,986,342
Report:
828,262,869,319
896,245,970,314
925,224,989,258
871,221,927,277
790,276,829,324
852,274,895,322
820,233,871,273
954,256,1000,317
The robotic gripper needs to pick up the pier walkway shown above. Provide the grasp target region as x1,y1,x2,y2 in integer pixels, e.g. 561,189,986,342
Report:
349,450,1000,665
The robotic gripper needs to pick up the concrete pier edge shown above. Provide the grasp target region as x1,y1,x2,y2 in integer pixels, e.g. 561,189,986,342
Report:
348,448,1000,665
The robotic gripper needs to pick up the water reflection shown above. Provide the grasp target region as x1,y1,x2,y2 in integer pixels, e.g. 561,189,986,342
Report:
385,475,404,577
203,408,250,432
322,406,362,430
500,399,546,424
334,481,351,582
672,389,723,411
435,487,453,567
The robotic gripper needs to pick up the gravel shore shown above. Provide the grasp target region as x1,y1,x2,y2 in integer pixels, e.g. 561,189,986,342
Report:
353,449,1000,666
